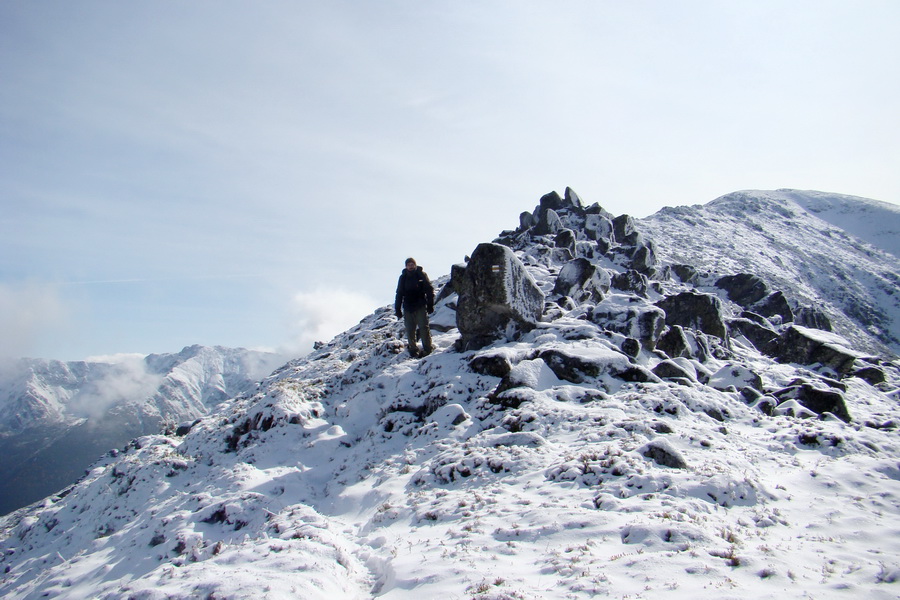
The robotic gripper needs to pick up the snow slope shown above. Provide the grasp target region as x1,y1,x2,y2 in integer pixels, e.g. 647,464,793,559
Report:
776,189,900,258
641,189,900,355
1,190,898,599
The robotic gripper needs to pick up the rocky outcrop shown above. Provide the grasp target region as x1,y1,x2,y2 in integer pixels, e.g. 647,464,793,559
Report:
655,291,728,340
453,243,545,351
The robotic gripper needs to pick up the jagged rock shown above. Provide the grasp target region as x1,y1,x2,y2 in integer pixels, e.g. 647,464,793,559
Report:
776,325,864,375
739,386,764,403
537,349,659,385
753,291,793,323
716,273,769,306
519,211,536,231
631,241,658,273
671,264,700,285
584,213,615,242
772,383,852,422
539,190,566,212
728,317,780,355
552,258,610,303
563,187,584,210
639,439,688,469
610,270,649,296
739,311,771,325
657,325,691,358
554,229,577,254
533,208,563,236
590,303,666,350
795,306,833,332
612,214,639,245
655,291,728,340
453,243,545,351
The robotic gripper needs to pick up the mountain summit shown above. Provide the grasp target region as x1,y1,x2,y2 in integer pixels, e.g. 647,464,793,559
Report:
1,189,898,599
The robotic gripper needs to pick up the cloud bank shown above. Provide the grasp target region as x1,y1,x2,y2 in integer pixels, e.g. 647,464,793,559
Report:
287,288,379,354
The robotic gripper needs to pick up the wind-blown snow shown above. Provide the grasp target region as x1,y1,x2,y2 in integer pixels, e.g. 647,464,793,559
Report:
1,190,898,600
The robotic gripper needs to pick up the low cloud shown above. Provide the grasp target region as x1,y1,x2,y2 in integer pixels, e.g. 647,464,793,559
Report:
0,283,68,359
286,288,378,354
69,355,164,421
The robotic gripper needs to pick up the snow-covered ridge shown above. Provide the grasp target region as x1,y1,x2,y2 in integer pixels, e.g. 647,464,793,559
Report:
1,189,898,599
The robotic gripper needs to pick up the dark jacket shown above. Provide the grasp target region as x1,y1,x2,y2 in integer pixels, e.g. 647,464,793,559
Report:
395,266,435,314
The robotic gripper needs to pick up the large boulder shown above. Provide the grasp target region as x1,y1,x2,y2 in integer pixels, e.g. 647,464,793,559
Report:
552,258,610,303
657,325,691,359
453,243,545,350
716,273,769,307
631,241,658,273
590,302,666,350
795,306,833,332
584,213,615,242
533,208,563,236
772,383,852,422
776,326,865,375
610,270,650,297
728,317,780,355
753,291,793,323
612,214,637,245
655,291,728,340
537,348,659,385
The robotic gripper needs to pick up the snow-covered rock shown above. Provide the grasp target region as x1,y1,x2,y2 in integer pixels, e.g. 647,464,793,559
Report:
452,242,544,350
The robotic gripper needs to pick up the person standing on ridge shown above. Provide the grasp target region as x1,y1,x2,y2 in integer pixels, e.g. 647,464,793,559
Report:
395,257,435,358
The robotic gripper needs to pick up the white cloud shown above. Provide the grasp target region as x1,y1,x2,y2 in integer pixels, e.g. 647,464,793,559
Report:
68,356,163,421
0,283,69,359
286,288,378,354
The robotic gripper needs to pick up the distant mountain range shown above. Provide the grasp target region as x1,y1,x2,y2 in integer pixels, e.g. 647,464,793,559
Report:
0,345,281,515
1,189,898,599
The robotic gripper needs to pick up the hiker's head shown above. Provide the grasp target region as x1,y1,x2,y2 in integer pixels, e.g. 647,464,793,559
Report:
405,258,417,271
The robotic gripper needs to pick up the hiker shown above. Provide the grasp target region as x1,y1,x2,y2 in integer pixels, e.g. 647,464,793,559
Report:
394,257,435,358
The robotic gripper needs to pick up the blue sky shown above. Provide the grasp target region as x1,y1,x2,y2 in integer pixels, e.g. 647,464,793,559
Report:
2,1,898,361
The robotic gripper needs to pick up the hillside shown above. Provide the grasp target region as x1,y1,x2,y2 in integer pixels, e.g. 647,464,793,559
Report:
1,189,898,599
641,189,900,356
0,345,279,515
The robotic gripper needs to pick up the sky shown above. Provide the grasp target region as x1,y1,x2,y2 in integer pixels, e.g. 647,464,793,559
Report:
1,1,898,362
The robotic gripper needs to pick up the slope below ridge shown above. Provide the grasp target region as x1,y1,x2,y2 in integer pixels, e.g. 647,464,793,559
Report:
774,189,900,258
641,189,900,355
1,190,899,599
